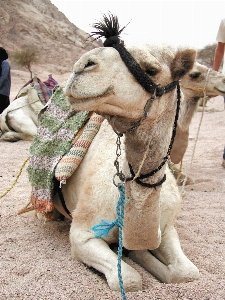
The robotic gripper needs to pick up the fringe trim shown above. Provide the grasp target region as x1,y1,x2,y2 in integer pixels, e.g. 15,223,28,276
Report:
30,193,54,220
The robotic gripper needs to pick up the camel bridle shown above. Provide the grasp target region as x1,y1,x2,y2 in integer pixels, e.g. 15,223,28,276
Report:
92,14,181,189
105,40,181,188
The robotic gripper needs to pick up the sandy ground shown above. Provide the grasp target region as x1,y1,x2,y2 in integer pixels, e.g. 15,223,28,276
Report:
0,75,225,299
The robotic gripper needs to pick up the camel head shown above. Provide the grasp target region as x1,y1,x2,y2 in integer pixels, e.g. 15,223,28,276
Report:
65,46,196,119
64,14,196,125
180,62,225,99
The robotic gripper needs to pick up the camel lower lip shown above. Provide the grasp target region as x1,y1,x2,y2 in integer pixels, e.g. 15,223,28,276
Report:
214,87,225,95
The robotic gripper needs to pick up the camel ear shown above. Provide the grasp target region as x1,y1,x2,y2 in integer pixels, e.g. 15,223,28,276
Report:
171,48,197,81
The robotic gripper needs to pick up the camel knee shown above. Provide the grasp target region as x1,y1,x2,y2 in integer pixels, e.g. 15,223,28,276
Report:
69,227,91,260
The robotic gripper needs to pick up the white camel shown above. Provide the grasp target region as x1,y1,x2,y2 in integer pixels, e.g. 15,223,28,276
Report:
170,62,225,165
0,77,50,142
169,63,225,184
36,39,203,293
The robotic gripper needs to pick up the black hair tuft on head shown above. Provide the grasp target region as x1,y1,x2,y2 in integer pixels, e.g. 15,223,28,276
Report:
90,11,128,46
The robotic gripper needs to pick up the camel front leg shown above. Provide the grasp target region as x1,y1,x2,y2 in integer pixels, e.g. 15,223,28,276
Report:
129,226,199,283
69,221,142,292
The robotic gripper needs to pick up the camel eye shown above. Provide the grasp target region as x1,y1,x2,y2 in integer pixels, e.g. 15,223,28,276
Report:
84,60,96,70
189,72,201,79
146,68,158,76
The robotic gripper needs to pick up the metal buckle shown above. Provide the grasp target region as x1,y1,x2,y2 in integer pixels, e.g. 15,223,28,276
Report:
113,172,126,187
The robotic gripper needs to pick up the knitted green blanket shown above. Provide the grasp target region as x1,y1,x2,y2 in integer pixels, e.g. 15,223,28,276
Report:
27,87,90,219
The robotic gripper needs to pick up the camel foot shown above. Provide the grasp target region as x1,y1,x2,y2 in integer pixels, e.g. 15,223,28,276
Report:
129,249,199,284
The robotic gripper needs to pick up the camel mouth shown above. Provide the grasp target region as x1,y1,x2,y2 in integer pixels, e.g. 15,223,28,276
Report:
65,86,114,103
214,87,225,95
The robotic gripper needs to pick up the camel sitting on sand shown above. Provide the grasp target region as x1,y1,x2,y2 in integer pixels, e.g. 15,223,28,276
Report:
0,85,44,141
30,13,203,291
59,43,199,291
0,76,51,142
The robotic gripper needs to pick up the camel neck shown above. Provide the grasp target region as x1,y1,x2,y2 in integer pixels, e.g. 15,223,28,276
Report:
124,114,174,176
178,97,200,131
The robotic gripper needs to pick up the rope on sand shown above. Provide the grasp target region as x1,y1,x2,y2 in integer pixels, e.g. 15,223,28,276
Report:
0,156,30,200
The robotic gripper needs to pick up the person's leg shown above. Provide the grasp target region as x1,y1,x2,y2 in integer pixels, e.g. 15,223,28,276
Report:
0,94,10,114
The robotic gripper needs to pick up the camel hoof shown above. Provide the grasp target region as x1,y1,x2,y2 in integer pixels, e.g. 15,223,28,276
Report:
167,263,200,283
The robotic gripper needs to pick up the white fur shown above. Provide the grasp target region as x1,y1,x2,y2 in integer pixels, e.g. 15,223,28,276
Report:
0,85,44,141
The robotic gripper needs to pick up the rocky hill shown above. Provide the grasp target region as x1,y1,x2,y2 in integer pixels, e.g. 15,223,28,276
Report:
0,0,102,75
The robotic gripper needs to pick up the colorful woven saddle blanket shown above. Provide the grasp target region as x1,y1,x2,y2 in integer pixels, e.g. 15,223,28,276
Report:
27,86,104,219
15,77,51,103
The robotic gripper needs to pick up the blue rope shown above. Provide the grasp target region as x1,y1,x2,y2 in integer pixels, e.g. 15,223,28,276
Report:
92,182,127,300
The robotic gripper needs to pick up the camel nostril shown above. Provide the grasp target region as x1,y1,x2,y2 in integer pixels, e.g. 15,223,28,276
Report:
222,78,225,83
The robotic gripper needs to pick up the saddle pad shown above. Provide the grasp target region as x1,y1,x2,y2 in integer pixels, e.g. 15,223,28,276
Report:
27,86,90,219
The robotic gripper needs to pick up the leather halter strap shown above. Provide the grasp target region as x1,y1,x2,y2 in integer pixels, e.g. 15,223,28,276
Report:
112,43,178,97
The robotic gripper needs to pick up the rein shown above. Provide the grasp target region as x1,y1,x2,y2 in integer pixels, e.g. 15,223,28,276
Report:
103,33,182,188
180,83,206,93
